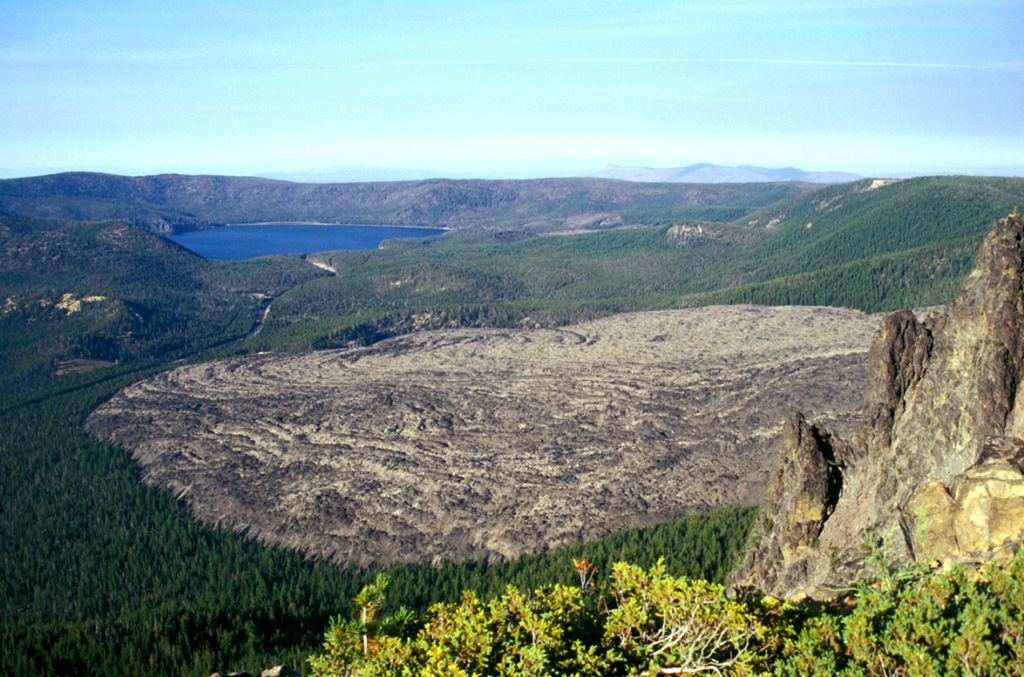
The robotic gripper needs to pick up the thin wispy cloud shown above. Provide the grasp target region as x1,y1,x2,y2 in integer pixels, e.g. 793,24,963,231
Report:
2,0,1021,177
343,57,1020,71
6,55,1020,73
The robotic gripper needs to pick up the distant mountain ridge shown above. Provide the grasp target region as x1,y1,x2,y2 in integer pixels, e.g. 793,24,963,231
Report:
580,163,862,184
0,172,815,235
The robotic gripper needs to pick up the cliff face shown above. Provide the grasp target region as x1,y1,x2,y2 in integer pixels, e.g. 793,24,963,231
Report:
733,214,1024,598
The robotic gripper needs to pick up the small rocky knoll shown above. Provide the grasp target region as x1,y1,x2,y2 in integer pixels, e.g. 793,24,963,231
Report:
732,214,1024,599
209,666,299,677
86,305,879,566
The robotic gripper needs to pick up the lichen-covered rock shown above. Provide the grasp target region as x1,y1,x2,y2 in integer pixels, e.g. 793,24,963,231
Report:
888,213,1024,485
855,309,934,461
900,479,958,562
773,415,844,555
729,413,849,599
209,667,298,677
261,666,301,677
901,436,1024,567
734,213,1024,598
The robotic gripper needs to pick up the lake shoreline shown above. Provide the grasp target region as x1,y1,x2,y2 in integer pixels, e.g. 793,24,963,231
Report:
227,221,451,231
167,223,447,260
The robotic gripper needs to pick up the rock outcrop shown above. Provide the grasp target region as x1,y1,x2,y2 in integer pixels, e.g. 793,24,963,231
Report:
733,214,1024,598
208,666,299,677
901,435,1024,566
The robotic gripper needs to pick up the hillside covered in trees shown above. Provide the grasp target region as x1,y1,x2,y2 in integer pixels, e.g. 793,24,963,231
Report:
0,172,814,234
2,175,1024,674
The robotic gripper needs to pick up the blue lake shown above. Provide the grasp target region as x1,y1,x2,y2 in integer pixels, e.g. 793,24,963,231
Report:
166,223,446,260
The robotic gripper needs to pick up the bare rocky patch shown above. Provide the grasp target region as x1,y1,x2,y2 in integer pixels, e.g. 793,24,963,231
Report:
55,358,116,375
86,305,879,566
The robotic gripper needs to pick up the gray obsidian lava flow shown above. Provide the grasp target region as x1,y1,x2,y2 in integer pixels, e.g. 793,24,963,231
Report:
86,305,879,566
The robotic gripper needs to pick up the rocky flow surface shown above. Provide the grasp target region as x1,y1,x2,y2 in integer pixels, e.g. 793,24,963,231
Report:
86,305,879,566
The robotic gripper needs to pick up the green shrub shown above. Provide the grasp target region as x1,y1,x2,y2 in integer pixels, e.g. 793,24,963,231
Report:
771,551,1024,676
308,559,765,676
310,550,1024,676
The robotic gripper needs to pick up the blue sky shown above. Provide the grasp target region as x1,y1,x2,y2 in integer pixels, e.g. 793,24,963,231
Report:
2,0,1022,179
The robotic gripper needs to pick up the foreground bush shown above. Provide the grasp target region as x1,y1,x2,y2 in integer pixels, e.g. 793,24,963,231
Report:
771,550,1024,676
310,550,1024,676
309,559,762,676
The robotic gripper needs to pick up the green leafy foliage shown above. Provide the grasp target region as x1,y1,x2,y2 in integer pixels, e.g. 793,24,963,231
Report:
605,560,763,676
310,552,1024,676
309,560,763,677
770,552,1024,676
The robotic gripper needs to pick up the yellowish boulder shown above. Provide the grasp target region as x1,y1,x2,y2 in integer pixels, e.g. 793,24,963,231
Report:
903,448,1024,566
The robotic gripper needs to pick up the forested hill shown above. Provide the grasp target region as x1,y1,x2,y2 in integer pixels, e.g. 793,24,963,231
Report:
0,172,816,234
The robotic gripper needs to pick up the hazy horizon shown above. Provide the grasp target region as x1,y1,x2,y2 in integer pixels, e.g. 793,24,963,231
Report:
3,1,1022,180
3,160,1023,184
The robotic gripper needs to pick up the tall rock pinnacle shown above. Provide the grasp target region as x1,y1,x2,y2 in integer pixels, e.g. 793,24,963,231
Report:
732,213,1024,598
